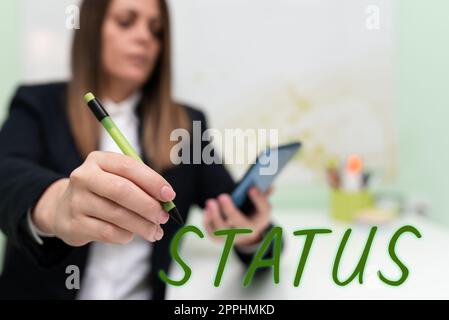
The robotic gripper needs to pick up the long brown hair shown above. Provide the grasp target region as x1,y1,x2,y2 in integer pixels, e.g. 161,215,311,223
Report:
67,0,189,172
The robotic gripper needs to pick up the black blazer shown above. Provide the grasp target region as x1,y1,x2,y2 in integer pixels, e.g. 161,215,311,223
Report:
0,83,274,300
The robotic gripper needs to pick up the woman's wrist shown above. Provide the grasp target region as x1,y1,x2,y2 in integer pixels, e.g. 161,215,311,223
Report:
235,224,268,249
31,178,69,235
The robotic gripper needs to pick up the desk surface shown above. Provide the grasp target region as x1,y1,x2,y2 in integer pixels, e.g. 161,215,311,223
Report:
167,209,449,300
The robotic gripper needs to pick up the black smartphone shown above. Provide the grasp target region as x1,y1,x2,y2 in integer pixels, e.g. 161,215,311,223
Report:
231,142,302,215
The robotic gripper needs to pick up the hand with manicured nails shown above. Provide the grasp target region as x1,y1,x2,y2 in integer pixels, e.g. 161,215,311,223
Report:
32,151,176,246
203,187,273,248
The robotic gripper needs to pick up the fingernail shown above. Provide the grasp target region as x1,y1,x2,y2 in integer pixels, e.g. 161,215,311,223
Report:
159,211,169,224
155,228,164,241
161,186,176,201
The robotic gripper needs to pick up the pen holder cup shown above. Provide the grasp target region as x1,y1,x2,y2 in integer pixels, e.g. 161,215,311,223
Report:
330,190,375,222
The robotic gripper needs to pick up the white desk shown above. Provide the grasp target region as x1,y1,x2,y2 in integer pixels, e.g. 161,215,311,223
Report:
167,209,449,300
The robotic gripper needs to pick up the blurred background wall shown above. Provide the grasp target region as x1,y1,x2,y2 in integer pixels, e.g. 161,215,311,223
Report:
396,0,449,226
0,1,18,121
0,0,18,259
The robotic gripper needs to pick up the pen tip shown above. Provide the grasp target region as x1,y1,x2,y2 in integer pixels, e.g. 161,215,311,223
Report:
168,207,184,225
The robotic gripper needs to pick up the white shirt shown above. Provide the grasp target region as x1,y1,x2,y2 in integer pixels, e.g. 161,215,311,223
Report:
28,92,153,300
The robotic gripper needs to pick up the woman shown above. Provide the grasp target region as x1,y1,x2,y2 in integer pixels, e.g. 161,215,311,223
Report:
0,0,274,300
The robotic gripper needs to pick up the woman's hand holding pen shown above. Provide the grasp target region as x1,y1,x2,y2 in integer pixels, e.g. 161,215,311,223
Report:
31,151,176,246
203,187,273,248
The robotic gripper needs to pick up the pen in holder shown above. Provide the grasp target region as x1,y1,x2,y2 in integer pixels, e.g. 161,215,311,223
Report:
326,155,375,222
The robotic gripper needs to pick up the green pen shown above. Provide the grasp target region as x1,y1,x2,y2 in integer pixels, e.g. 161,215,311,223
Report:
84,92,183,225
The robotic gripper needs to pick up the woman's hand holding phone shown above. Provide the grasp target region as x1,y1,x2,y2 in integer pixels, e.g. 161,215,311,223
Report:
31,151,176,246
203,187,274,248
